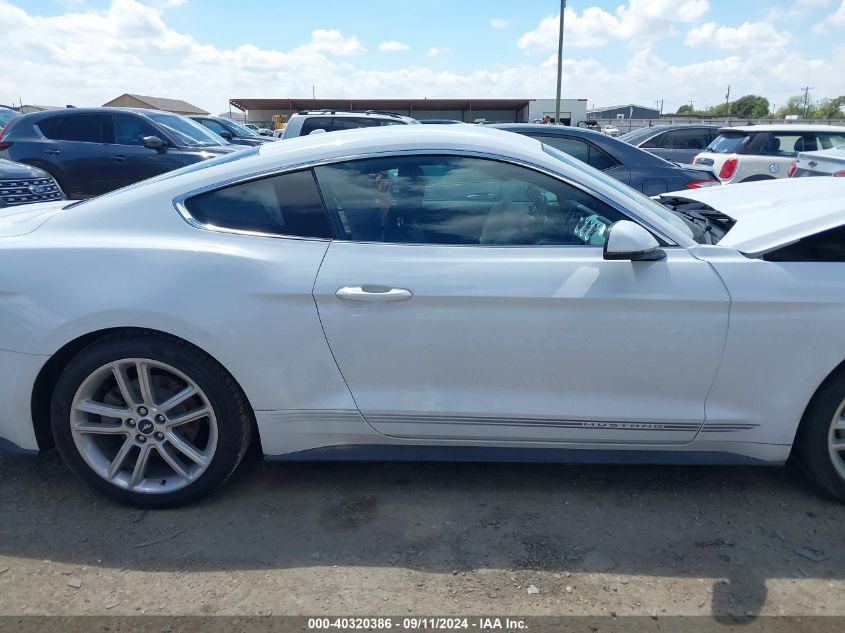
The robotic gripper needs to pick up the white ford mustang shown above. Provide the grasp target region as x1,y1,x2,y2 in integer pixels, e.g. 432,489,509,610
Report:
1,125,845,507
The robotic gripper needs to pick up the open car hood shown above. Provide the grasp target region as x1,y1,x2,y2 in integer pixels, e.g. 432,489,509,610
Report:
657,178,845,256
0,200,65,237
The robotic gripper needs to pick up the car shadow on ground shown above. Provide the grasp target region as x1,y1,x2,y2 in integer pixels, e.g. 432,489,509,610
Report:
1,445,843,621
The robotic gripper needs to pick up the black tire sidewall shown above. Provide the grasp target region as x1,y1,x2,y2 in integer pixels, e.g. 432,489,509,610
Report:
795,371,845,502
51,335,248,508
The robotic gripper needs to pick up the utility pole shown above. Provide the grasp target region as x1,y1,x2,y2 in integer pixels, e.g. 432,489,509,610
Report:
656,99,664,116
725,85,731,115
801,86,812,118
555,0,567,125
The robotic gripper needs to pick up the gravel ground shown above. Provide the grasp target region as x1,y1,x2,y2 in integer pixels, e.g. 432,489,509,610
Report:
1,445,844,619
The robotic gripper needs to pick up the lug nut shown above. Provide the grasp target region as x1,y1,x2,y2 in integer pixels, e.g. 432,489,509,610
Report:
136,434,146,443
154,432,165,441
155,414,166,423
137,406,148,416
126,418,136,427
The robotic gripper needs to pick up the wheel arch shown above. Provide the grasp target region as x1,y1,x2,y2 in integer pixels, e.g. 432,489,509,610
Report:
30,326,258,451
793,355,845,455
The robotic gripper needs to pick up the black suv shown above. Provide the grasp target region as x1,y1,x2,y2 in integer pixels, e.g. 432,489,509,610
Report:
189,115,277,147
0,108,238,199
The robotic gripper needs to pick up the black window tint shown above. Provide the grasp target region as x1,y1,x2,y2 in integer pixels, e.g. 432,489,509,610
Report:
299,117,332,136
333,118,382,130
36,116,64,139
184,169,332,238
641,132,668,149
314,155,625,246
764,225,845,262
533,135,590,163
586,145,620,170
55,114,110,143
113,114,160,146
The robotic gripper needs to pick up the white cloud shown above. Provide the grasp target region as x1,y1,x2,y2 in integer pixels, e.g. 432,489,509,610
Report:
814,0,845,31
426,47,449,58
685,21,790,50
0,0,842,118
490,18,509,29
517,0,709,50
378,40,410,52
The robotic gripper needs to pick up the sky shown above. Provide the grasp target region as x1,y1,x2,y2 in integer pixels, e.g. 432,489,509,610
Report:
2,0,844,115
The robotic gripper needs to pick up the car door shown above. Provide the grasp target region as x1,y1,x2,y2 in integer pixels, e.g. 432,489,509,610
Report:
312,154,729,445
38,113,114,197
108,113,185,190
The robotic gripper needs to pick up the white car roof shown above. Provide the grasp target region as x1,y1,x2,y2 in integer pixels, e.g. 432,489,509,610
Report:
661,177,845,255
721,124,845,133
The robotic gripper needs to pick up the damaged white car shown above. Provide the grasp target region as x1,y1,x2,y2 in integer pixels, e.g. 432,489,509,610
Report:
0,125,844,507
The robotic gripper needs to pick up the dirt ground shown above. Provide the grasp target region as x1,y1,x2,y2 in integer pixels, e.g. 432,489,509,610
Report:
1,445,844,619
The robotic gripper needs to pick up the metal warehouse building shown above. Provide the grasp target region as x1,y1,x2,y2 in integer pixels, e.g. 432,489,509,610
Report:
587,104,661,120
228,98,588,127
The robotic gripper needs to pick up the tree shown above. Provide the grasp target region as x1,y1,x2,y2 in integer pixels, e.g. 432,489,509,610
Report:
814,96,845,119
731,95,770,118
675,104,696,115
775,95,807,118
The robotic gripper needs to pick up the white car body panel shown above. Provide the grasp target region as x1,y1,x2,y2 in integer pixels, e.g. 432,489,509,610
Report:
0,125,841,469
659,177,845,255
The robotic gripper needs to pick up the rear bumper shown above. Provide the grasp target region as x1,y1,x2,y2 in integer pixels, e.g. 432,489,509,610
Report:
0,347,48,453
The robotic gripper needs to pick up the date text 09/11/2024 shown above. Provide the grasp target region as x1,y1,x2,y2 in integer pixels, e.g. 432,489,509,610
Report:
307,617,528,630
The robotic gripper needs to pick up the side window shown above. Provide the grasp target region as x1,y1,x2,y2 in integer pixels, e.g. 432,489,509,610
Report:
586,145,620,170
183,169,333,238
333,118,382,130
197,119,229,136
641,132,668,149
299,117,332,136
664,129,711,150
47,115,111,143
765,225,845,262
758,133,804,157
534,135,590,163
36,116,65,139
816,133,845,150
112,114,160,146
314,155,626,247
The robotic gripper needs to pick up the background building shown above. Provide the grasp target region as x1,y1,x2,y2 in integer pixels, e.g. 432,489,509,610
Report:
229,98,588,128
587,104,661,120
103,93,208,115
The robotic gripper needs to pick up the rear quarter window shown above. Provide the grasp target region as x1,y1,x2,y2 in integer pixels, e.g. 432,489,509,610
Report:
764,225,845,262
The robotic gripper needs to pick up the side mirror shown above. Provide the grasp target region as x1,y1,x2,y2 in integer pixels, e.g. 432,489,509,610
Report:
603,220,665,261
220,130,234,141
142,135,165,151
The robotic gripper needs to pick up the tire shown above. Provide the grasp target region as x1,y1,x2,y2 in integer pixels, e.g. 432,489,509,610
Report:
793,369,845,502
50,331,252,508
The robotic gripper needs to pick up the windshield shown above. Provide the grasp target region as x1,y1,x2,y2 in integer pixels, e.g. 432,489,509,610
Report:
147,113,229,147
225,119,260,137
542,144,695,241
0,109,16,127
706,132,748,154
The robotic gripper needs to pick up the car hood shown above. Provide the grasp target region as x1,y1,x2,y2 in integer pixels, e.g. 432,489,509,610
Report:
0,200,65,237
657,177,845,256
0,159,48,179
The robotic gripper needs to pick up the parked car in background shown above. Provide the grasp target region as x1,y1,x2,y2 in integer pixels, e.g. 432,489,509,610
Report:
0,108,238,199
419,119,463,125
578,120,601,130
244,123,272,136
190,115,277,146
693,125,845,184
0,159,64,207
601,124,621,137
493,124,718,195
0,107,17,129
281,110,419,139
4,127,845,507
620,124,720,164
790,146,845,178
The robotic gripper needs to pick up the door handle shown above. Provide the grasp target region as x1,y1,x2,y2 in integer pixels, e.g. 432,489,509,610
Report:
45,149,60,155
112,155,126,162
336,286,413,302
